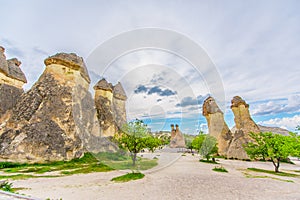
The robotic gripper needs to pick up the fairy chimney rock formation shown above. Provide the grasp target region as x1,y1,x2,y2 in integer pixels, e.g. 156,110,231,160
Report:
170,124,186,148
112,82,127,129
94,78,116,137
227,96,260,159
94,79,127,137
0,46,27,118
0,52,94,163
202,97,232,156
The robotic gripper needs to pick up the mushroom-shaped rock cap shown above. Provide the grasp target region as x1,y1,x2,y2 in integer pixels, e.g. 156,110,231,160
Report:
113,82,127,100
44,53,91,83
202,96,223,116
7,58,27,83
231,96,249,108
93,78,113,92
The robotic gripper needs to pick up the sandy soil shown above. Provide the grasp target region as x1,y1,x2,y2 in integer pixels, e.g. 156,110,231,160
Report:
9,154,300,200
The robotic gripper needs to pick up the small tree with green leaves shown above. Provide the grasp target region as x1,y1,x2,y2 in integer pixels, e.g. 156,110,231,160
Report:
244,132,298,172
192,133,218,161
191,132,205,151
199,135,218,161
115,119,161,166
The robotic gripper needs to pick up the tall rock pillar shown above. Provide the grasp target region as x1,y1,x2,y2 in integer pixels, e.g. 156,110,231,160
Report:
112,82,127,130
202,97,232,156
227,96,260,159
94,78,117,137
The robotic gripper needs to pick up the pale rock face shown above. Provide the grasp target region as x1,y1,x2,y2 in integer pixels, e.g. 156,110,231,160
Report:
170,124,186,148
0,53,93,163
0,47,27,118
202,97,232,156
94,79,127,137
94,79,117,137
227,96,260,160
112,82,127,129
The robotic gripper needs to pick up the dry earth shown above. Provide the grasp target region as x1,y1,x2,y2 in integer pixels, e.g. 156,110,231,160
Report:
4,152,299,200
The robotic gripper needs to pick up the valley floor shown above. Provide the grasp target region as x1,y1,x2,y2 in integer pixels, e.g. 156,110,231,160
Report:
4,152,300,200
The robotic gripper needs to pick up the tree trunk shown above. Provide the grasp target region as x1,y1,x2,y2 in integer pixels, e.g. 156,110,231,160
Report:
271,158,280,173
132,153,137,166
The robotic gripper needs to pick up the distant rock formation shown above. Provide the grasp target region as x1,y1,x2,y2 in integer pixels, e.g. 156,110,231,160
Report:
227,96,260,159
202,97,232,156
170,124,186,148
0,53,94,162
257,125,290,136
94,79,127,137
0,46,27,118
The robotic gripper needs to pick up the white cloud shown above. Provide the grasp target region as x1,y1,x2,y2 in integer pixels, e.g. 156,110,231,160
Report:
258,115,300,131
1,1,300,133
251,94,300,116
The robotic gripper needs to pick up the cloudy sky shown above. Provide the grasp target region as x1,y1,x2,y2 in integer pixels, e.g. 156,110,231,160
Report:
1,0,299,133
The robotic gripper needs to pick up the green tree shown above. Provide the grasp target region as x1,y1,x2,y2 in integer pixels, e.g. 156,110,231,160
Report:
115,119,161,166
191,133,218,161
244,132,298,172
199,135,218,161
191,133,205,151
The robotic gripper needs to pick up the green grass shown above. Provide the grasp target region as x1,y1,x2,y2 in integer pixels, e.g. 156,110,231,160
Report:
111,172,145,182
0,174,60,180
0,153,113,179
94,152,129,161
247,168,299,177
94,152,158,170
212,166,228,173
243,172,294,183
61,163,112,175
199,159,218,164
0,152,157,180
104,158,157,170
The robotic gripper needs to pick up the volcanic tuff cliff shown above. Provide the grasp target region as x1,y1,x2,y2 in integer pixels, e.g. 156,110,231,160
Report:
0,50,127,163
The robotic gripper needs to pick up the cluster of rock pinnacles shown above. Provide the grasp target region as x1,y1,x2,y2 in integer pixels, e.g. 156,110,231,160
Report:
202,96,288,159
0,46,126,162
0,46,288,162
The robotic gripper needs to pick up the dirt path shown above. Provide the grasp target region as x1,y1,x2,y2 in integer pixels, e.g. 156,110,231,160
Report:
9,154,300,200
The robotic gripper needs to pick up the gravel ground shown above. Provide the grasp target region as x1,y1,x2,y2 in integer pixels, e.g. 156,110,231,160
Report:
7,153,300,200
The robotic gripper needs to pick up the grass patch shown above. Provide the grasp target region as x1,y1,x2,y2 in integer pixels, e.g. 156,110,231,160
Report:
105,158,157,170
61,163,112,175
247,168,299,177
111,172,145,182
199,159,218,164
0,153,113,179
0,152,157,180
0,174,60,180
212,166,228,173
243,172,294,183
